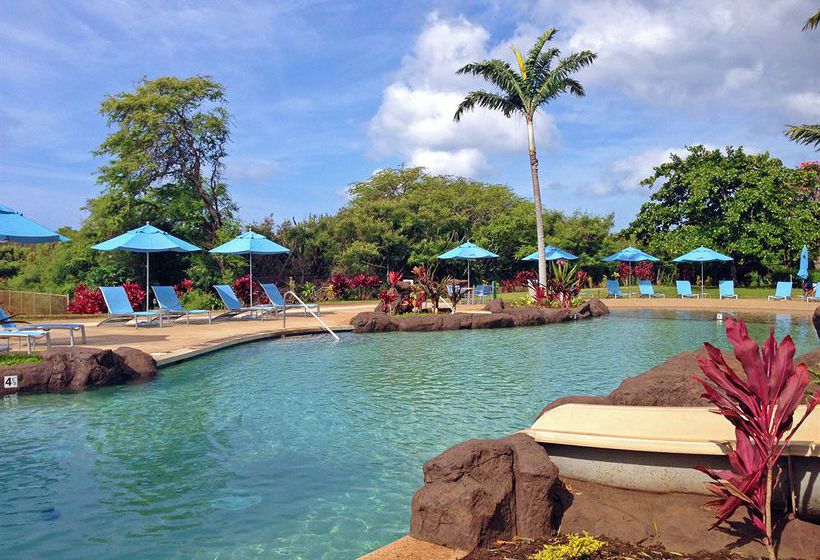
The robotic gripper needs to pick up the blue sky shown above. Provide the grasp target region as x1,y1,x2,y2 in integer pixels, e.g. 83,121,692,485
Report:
1,0,818,232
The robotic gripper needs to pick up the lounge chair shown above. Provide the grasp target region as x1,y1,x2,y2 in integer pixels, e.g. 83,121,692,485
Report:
675,280,700,298
0,329,50,353
212,285,273,320
260,283,320,317
638,280,665,298
473,284,492,303
152,286,212,325
768,281,793,301
99,286,164,328
605,279,632,298
718,280,737,299
0,307,86,345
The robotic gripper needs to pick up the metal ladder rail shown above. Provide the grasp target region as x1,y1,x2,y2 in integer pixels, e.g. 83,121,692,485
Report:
282,291,340,341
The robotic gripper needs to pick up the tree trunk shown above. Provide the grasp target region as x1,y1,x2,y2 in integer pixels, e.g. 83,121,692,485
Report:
527,116,547,286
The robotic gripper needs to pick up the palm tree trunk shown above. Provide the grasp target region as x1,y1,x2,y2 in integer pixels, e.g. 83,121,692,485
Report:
527,115,547,286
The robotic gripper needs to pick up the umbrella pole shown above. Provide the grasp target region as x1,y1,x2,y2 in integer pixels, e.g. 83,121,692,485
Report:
145,253,150,311
249,253,253,308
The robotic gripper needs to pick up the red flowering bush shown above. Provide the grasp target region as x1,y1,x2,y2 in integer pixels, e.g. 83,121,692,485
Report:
329,272,382,300
233,275,269,306
67,284,105,314
122,282,146,310
633,261,654,281
174,278,194,298
500,270,537,293
693,319,818,560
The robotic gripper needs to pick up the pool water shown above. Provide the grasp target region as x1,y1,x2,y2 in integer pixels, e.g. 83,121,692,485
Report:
0,310,815,559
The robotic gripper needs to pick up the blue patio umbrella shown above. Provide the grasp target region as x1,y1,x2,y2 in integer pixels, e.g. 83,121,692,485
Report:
797,245,809,280
522,245,579,262
209,231,290,307
601,246,659,262
673,246,732,295
438,241,498,293
92,223,201,311
0,203,68,243
602,246,659,286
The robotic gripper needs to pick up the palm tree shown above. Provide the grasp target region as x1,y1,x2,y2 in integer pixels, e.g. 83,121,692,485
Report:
785,9,820,150
453,29,596,286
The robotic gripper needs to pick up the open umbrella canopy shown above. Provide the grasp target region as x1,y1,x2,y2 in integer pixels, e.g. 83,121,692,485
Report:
210,231,290,307
522,245,578,261
91,223,200,253
672,246,732,263
437,241,498,260
602,246,659,262
92,223,201,311
209,231,290,255
0,203,68,243
797,245,809,280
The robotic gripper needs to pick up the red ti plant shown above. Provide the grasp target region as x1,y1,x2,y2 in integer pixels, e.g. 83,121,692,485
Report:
693,319,818,560
388,270,403,287
377,289,398,313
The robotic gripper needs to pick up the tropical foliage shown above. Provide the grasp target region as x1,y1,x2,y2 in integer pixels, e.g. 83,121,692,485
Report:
693,319,818,560
627,146,819,284
454,28,596,286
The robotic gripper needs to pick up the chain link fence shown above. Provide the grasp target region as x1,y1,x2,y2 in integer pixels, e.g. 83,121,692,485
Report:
0,290,69,316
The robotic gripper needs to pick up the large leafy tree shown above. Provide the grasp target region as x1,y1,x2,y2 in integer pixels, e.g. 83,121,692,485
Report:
626,146,819,284
453,28,596,286
95,75,236,243
784,9,820,149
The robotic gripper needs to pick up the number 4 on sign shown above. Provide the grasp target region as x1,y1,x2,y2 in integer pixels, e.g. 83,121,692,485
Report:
4,375,18,389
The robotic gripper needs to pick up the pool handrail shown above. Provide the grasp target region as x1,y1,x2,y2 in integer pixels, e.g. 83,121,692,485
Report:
282,290,339,341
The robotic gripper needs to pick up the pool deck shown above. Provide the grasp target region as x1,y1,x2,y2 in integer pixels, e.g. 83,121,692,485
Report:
29,297,817,366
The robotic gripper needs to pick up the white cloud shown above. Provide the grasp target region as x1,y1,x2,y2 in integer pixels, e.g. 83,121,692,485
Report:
784,92,820,120
584,146,689,195
368,13,559,178
543,0,819,109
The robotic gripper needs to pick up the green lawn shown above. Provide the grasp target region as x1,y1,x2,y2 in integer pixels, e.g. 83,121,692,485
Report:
0,353,43,367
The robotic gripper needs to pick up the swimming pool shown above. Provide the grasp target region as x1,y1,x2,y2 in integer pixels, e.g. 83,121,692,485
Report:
0,310,815,559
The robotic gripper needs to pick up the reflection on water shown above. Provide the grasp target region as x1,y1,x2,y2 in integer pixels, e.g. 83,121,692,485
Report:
0,311,816,560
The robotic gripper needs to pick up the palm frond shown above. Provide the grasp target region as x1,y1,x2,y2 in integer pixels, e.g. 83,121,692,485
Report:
532,51,597,108
524,28,557,73
785,124,820,150
453,91,522,121
803,9,820,31
456,59,526,104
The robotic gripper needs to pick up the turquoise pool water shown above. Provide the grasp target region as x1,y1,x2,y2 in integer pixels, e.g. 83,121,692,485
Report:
0,310,815,559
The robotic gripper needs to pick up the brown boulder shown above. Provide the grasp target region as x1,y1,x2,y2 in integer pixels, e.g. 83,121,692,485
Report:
0,347,157,395
540,346,820,416
410,434,561,551
575,298,610,318
814,306,820,339
350,311,398,333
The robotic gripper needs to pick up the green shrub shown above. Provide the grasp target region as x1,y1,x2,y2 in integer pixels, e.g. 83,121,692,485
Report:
181,288,220,310
528,532,605,560
0,354,44,367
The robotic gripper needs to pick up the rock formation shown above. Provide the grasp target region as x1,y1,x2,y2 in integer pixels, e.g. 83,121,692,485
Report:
410,433,566,551
351,298,609,333
0,347,157,395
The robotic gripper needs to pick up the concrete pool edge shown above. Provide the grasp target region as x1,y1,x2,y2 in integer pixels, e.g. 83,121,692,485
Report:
154,325,356,367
